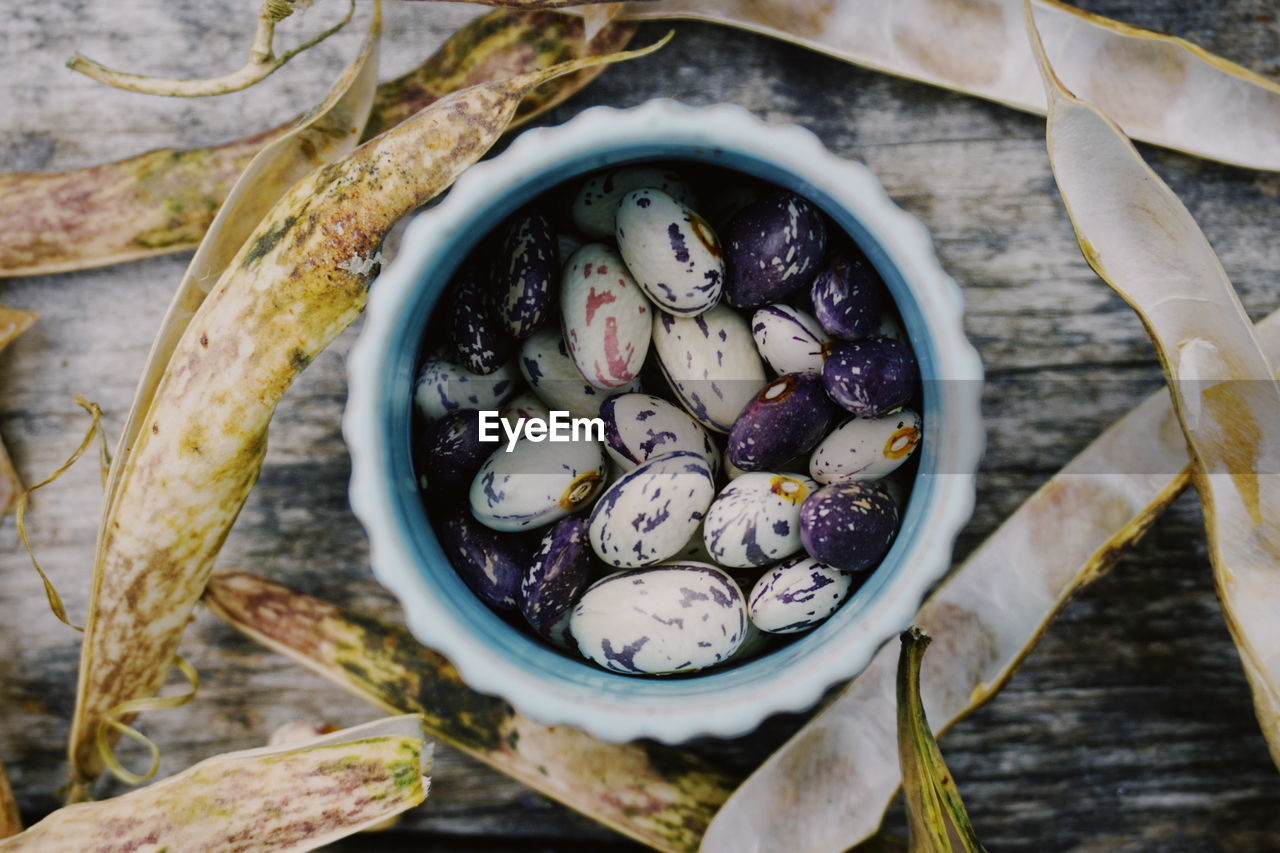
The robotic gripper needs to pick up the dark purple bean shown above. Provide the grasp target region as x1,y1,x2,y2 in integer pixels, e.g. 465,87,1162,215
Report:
417,409,490,500
821,336,916,417
436,508,536,611
520,517,601,647
799,482,899,573
811,254,884,341
490,207,559,339
446,263,518,375
724,192,828,309
727,373,836,471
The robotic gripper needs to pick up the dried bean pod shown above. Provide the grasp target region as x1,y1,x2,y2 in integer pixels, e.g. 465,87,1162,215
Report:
205,571,738,852
66,41,666,787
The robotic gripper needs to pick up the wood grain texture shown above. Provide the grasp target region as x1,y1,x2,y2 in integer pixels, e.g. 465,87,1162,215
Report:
0,1,1278,850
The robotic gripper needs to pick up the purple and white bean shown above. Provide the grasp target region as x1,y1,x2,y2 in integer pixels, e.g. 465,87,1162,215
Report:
491,207,559,339
748,555,854,634
417,409,490,497
615,188,724,317
650,303,766,433
726,373,837,471
821,335,917,417
469,438,606,532
810,254,884,341
437,508,536,611
587,451,716,568
518,325,638,419
810,408,922,484
571,166,696,240
799,481,899,573
570,562,747,675
702,472,815,568
751,303,831,375
723,192,828,309
446,263,518,375
414,351,520,421
600,392,720,474
521,517,601,649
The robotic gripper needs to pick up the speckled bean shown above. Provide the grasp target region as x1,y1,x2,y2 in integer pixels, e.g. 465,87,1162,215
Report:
570,562,747,674
588,451,716,568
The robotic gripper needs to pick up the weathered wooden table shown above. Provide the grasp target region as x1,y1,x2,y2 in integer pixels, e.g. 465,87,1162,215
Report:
1,1,1278,849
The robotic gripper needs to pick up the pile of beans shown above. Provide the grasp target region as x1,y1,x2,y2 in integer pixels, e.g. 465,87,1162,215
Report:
413,163,922,676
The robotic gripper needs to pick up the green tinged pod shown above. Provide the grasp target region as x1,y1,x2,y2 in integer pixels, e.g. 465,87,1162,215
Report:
3,716,431,851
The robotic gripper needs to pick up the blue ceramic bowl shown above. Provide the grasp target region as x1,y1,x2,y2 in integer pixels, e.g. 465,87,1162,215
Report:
346,100,983,744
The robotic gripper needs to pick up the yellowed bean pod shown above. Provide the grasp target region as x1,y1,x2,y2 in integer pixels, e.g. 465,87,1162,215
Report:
0,759,18,839
0,10,635,278
3,716,430,851
66,37,666,795
1024,0,1280,766
0,306,37,513
619,0,1280,171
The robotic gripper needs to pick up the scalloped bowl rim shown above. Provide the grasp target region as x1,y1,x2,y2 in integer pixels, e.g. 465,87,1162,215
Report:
345,99,984,744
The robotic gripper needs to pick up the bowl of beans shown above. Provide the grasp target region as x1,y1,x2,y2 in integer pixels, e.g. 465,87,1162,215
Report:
346,99,983,744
